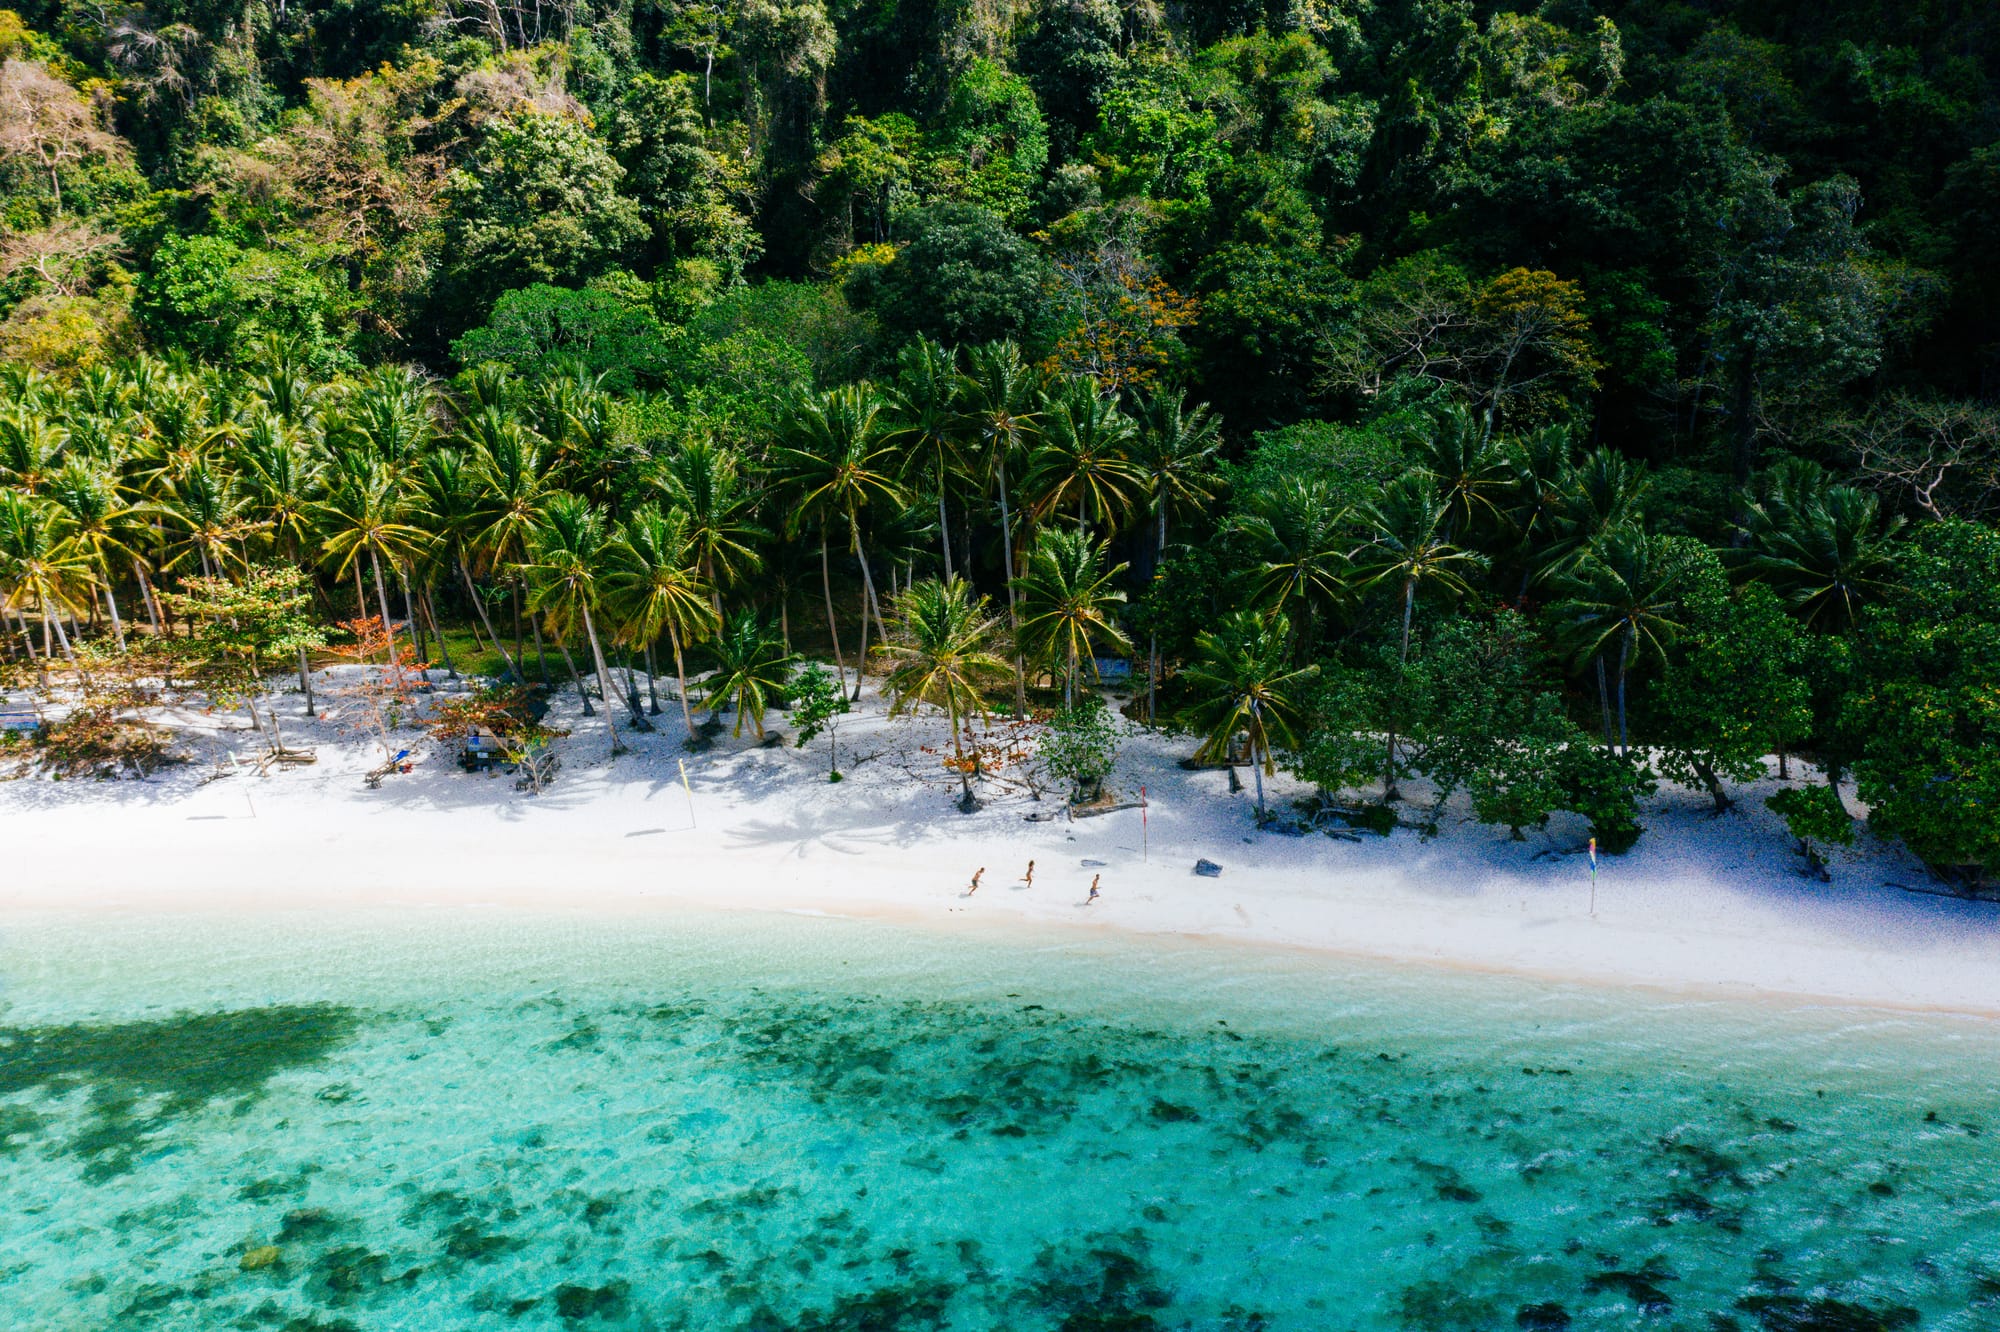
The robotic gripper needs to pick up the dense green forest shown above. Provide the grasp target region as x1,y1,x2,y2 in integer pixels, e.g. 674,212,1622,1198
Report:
0,0,1996,883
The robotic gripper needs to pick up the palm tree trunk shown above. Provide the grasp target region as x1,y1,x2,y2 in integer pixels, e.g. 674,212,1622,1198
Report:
557,634,594,715
401,574,428,673
102,580,127,653
1595,654,1614,749
530,611,552,685
1615,623,1633,758
460,559,521,682
1149,501,1166,724
854,521,889,643
1250,700,1268,822
667,622,697,742
369,549,401,684
581,605,626,757
643,642,662,714
947,691,974,808
424,590,456,677
852,562,872,705
298,644,316,716
620,650,648,724
1384,578,1415,800
937,482,953,581
512,581,525,676
44,606,88,688
135,560,161,633
997,455,1026,717
820,526,848,691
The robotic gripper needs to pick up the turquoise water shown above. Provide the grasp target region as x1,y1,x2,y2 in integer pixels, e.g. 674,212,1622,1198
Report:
0,909,1996,1332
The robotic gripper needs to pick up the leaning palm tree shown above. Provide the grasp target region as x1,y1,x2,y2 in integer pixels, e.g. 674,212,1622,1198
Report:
773,384,905,700
701,612,796,740
879,576,1013,811
1025,377,1142,535
888,337,965,579
1132,386,1222,720
1548,525,1689,757
0,490,95,683
1738,484,1904,632
1013,527,1133,709
1353,475,1487,797
521,492,626,756
1180,611,1319,823
1229,478,1352,660
605,505,719,744
958,339,1043,714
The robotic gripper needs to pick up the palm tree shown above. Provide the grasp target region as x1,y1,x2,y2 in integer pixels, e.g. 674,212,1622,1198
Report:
879,576,1013,811
1180,611,1319,823
605,505,719,744
1025,377,1142,534
44,462,151,652
1532,446,1649,588
464,405,557,681
233,414,325,566
521,492,626,756
314,458,430,672
0,490,95,682
1229,478,1352,659
1421,404,1510,541
959,340,1042,715
1132,387,1221,720
163,461,251,582
1738,484,1904,632
0,409,68,494
774,384,905,700
655,437,765,615
418,445,513,677
1013,527,1132,708
1549,526,1689,756
701,612,795,739
1354,475,1487,797
1498,424,1573,596
336,366,435,478
888,337,964,579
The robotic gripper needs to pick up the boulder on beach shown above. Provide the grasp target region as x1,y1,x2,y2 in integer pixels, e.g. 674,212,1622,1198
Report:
1194,859,1223,878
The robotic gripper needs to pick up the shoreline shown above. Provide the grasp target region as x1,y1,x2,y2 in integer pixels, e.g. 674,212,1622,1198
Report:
5,682,1998,1021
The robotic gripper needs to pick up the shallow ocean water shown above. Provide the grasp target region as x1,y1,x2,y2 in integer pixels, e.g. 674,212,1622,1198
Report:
0,907,1995,1332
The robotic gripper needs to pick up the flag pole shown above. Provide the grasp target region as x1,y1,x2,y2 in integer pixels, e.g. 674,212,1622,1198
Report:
679,758,696,829
1141,785,1148,862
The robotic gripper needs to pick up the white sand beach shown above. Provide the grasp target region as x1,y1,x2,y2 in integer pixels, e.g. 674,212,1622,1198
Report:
4,671,1996,1017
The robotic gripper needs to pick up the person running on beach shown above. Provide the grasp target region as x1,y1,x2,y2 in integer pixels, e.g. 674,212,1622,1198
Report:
967,867,985,896
1086,874,1101,905
1021,860,1035,887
